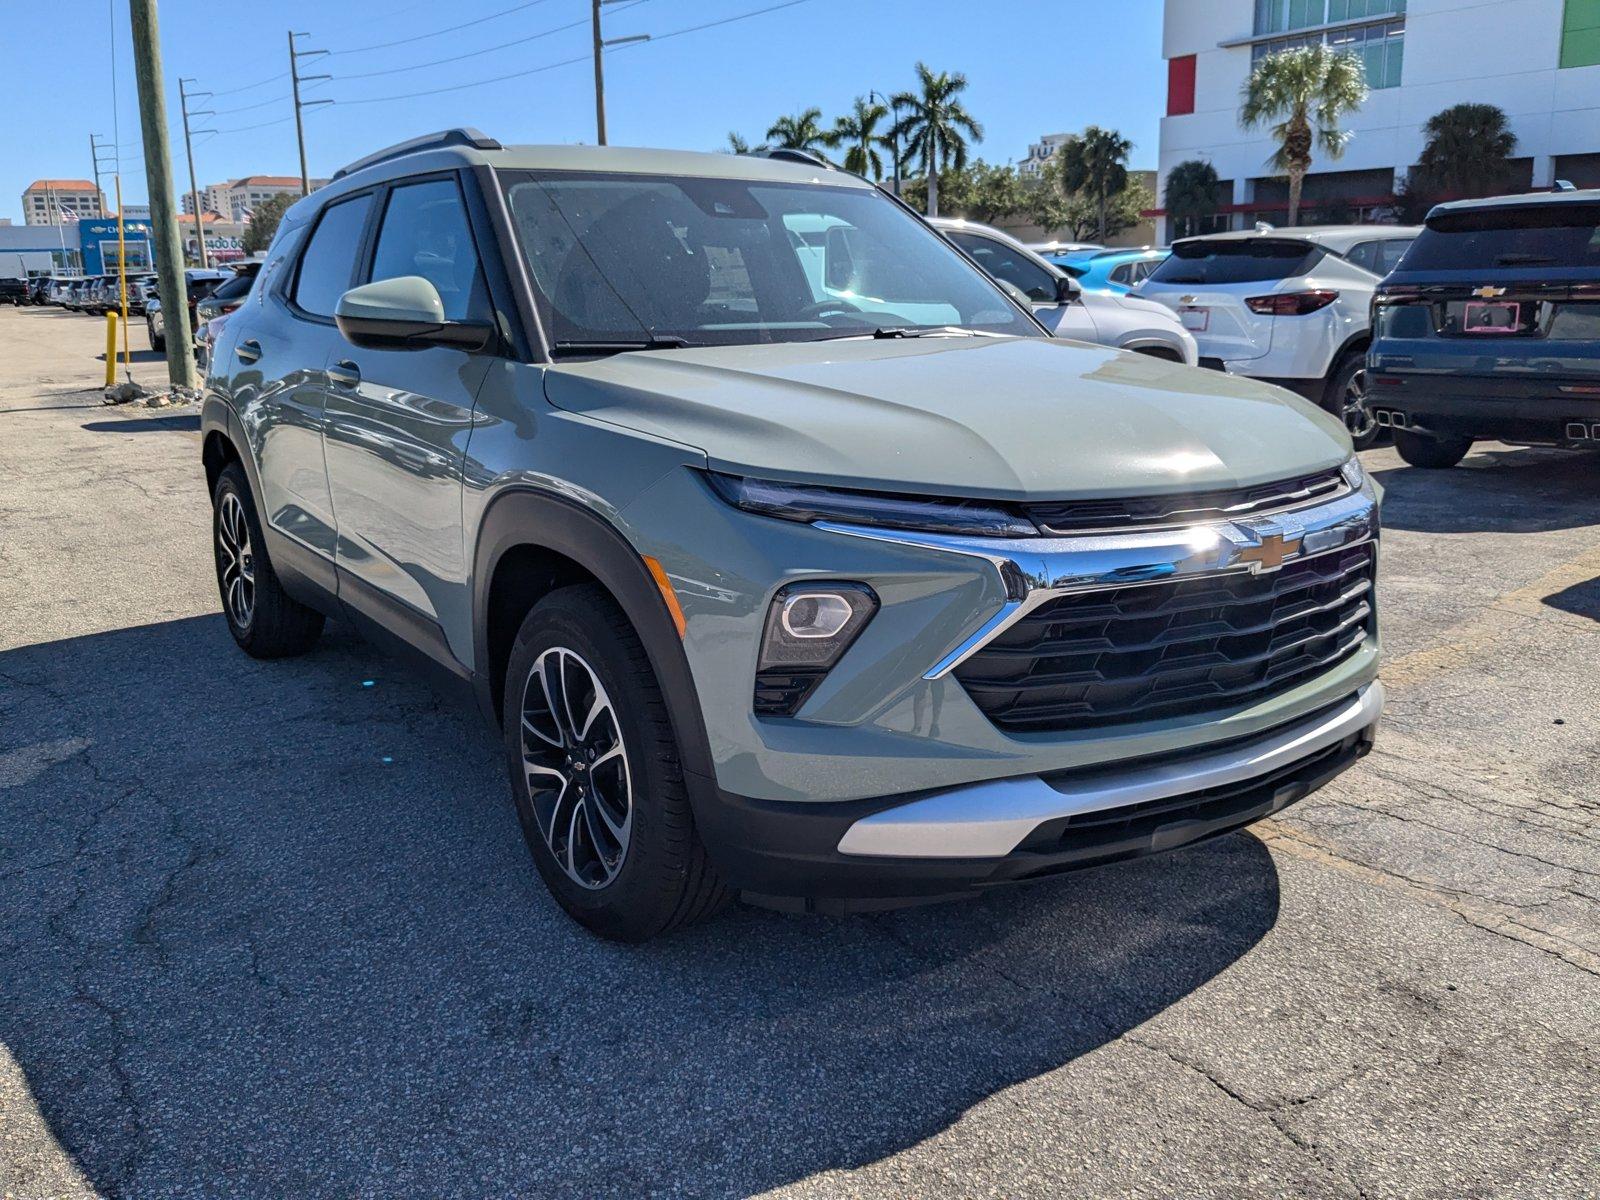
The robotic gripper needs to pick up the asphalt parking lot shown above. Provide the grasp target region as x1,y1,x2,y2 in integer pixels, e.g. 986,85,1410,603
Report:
1,303,1597,1199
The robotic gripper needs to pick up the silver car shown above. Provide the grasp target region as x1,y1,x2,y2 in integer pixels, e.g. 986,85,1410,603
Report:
931,218,1198,365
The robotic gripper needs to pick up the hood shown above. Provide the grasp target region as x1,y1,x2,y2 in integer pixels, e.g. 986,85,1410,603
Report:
542,336,1350,500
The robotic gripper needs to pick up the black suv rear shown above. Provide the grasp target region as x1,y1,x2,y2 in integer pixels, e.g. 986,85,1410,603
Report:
1369,189,1600,468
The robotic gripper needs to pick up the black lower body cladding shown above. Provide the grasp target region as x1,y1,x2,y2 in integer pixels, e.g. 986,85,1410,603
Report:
1368,374,1600,447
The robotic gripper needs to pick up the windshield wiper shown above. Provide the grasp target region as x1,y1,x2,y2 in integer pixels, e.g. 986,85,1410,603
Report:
868,326,983,339
550,336,699,356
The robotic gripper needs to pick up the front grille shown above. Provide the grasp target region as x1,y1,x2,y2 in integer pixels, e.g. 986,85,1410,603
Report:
1025,468,1346,535
955,543,1375,733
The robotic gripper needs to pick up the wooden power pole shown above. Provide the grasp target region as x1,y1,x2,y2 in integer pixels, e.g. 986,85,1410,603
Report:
129,0,196,389
591,0,607,146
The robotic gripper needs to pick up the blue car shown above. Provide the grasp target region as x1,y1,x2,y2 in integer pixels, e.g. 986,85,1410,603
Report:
1045,248,1169,294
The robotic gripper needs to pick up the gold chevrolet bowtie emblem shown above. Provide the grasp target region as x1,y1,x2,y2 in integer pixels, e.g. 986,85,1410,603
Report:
1237,532,1302,571
1472,286,1507,300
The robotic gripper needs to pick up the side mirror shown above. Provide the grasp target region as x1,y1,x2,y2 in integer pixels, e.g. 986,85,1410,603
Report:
1055,273,1080,304
334,275,493,352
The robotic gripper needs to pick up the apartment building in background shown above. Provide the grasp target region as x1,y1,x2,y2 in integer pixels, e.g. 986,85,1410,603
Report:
21,180,106,226
183,175,328,222
1156,0,1600,239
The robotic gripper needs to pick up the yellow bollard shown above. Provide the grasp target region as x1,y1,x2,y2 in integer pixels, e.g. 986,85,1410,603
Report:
104,311,118,388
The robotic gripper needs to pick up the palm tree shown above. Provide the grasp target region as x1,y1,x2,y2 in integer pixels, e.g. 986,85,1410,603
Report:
890,62,984,216
1056,126,1132,243
827,96,890,180
727,132,752,154
1241,44,1369,226
1164,159,1222,239
1415,103,1517,198
765,108,831,157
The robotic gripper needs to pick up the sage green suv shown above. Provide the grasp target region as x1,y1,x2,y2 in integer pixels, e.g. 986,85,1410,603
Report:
200,129,1382,940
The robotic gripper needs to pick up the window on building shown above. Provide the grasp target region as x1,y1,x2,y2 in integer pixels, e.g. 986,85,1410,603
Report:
1562,0,1600,68
1256,0,1403,34
1253,18,1403,87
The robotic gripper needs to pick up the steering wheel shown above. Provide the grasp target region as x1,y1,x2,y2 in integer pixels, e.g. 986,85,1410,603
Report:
795,298,865,320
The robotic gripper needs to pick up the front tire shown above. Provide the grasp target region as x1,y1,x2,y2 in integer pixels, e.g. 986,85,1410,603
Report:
502,584,729,941
212,463,324,657
1324,350,1380,450
1393,428,1472,469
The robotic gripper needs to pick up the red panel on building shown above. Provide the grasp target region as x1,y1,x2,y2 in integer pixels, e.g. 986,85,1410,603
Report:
1167,55,1197,117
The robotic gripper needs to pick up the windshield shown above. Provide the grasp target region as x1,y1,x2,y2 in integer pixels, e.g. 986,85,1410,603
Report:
1400,204,1600,271
500,171,1039,347
1148,239,1325,286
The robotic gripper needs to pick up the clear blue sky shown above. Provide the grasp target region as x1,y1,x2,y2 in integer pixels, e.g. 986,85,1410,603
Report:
2,0,1166,223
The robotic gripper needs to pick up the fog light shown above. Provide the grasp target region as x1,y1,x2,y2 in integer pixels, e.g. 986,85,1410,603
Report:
755,582,878,716
781,592,855,639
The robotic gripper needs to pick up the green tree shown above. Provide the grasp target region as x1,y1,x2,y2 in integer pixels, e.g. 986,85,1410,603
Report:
904,160,1027,223
765,108,831,156
1414,103,1517,198
1163,159,1222,240
1241,44,1369,226
1028,172,1153,242
241,193,294,255
890,62,984,216
827,96,890,180
1056,126,1132,243
726,131,753,154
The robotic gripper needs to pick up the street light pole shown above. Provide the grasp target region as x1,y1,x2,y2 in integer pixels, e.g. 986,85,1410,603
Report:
179,79,212,268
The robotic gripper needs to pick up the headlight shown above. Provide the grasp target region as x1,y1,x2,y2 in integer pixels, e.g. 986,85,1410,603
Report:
1340,456,1365,491
705,472,1038,538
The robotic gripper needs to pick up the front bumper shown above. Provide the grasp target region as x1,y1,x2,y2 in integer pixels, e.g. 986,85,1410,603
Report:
698,682,1381,911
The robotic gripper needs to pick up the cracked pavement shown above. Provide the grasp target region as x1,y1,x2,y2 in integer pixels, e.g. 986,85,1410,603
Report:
1,306,1597,1198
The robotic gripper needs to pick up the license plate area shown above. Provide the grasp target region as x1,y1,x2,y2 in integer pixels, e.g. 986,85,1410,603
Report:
1180,307,1209,332
1448,300,1534,336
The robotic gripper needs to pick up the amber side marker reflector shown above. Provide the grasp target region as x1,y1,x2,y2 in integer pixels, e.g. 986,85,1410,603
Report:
642,555,687,638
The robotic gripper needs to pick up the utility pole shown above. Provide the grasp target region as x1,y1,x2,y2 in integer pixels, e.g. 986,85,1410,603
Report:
178,79,212,268
591,0,648,146
89,134,109,217
128,0,196,390
288,32,331,196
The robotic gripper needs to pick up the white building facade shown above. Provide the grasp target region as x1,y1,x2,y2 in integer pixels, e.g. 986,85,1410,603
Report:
1156,0,1600,240
183,176,328,221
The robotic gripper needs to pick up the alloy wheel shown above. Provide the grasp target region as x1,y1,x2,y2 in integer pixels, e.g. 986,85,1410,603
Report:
519,647,633,889
217,491,256,629
1343,366,1376,441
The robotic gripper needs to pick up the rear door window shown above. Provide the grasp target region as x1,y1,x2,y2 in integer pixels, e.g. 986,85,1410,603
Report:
1399,204,1600,271
1148,239,1324,285
293,194,376,318
1346,237,1413,276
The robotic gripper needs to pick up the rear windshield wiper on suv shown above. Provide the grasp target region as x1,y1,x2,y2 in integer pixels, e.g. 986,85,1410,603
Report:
550,336,700,357
1495,253,1558,265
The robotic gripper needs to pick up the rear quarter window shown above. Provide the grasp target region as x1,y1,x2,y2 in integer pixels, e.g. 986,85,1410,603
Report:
1148,239,1324,285
1398,204,1600,271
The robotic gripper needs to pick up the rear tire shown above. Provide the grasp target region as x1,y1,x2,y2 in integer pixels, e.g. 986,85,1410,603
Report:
502,584,730,941
212,463,324,657
1393,428,1472,469
1324,350,1380,450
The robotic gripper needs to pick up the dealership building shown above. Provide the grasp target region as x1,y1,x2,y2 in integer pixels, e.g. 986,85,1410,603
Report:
1155,0,1600,239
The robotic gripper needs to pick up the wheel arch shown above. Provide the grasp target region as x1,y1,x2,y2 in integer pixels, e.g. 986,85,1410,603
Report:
472,487,717,787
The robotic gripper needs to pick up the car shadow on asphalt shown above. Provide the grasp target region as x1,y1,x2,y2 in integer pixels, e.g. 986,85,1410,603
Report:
0,615,1281,1198
1371,446,1600,534
80,415,202,434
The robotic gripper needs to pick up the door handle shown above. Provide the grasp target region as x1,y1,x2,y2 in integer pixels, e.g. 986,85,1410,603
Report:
235,339,262,364
327,360,361,389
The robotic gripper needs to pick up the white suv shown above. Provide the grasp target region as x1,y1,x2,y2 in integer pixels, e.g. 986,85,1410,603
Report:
1136,225,1418,445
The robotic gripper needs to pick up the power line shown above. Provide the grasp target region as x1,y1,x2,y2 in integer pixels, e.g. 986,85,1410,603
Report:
331,52,590,105
210,70,288,98
327,0,559,56
614,0,820,51
205,114,297,136
210,92,291,116
334,14,591,81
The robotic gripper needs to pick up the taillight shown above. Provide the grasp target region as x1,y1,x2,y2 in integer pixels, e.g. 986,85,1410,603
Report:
221,301,241,314
1245,290,1340,316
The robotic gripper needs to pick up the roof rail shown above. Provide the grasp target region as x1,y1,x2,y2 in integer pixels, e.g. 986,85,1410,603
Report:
333,128,502,181
752,147,834,170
